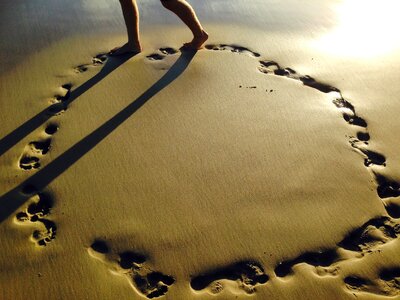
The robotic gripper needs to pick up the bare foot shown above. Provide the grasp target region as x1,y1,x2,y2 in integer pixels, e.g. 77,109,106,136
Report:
109,43,142,56
183,30,209,50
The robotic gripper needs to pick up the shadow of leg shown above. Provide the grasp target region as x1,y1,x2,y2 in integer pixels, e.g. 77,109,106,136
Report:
0,52,136,157
0,50,197,224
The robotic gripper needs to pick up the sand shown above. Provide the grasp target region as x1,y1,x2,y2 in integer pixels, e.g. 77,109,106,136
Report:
1,0,400,299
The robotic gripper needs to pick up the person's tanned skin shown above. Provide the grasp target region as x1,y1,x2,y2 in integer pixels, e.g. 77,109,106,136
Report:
111,0,209,55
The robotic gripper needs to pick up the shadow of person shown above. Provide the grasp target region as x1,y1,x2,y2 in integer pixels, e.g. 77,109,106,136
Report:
0,49,197,224
0,52,137,157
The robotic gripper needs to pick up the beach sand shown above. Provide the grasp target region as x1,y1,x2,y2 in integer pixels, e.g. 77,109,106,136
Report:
1,1,400,299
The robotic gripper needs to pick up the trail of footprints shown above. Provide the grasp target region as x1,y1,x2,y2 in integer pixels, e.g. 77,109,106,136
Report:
14,49,174,246
203,44,400,211
88,240,175,299
88,238,269,298
12,43,400,295
14,53,108,246
205,44,400,297
18,53,107,171
88,44,400,297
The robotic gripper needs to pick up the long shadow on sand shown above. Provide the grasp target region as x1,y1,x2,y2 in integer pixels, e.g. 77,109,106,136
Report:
0,52,136,157
0,50,196,224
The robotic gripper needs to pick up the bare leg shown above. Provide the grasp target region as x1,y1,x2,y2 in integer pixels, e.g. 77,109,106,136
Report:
161,0,208,49
111,0,142,55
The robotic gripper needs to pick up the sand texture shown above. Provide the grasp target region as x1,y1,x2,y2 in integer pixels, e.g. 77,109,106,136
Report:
1,0,400,299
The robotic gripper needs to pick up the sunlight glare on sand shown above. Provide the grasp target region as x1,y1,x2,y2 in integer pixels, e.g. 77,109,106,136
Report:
316,0,400,57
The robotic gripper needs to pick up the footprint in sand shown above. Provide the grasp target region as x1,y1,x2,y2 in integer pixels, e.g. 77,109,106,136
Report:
376,174,400,200
19,155,41,170
146,53,165,61
344,267,400,297
205,44,261,57
338,216,400,253
92,53,108,66
74,64,89,73
44,123,59,135
190,261,269,295
29,139,52,155
19,139,51,171
14,192,56,246
145,47,180,70
73,53,108,73
273,216,400,280
47,83,72,115
146,47,179,61
88,239,175,299
18,123,58,171
274,249,340,278
159,47,179,55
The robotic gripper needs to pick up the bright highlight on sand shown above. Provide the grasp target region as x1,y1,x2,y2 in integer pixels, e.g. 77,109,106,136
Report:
316,0,400,57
